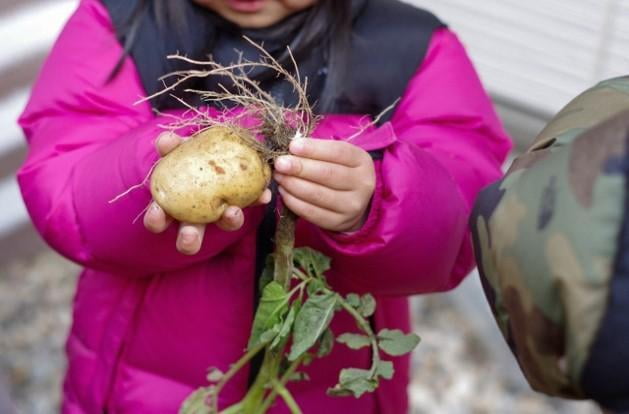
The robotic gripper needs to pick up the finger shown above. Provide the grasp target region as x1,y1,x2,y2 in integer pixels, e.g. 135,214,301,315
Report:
274,156,354,190
155,131,183,157
274,173,349,214
144,201,174,233
176,223,206,255
289,138,363,167
216,206,245,232
254,188,273,206
278,187,349,232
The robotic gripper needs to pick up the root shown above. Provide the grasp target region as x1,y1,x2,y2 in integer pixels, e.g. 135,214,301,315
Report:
108,182,146,204
115,38,316,225
108,156,161,204
132,202,152,225
345,98,400,143
138,37,318,160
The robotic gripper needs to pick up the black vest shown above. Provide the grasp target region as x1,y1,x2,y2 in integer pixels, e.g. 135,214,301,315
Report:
101,0,444,121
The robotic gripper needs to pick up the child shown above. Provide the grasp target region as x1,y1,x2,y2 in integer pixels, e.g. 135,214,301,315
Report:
17,0,511,412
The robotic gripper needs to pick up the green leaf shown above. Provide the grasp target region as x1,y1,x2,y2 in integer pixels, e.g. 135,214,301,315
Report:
206,368,224,383
345,293,361,308
293,247,331,278
377,329,420,356
288,292,337,361
179,387,211,414
326,384,352,397
287,371,311,383
270,301,300,350
328,368,377,398
259,323,282,345
306,278,325,296
300,353,314,366
326,387,352,398
337,333,371,350
358,294,376,318
376,361,394,380
317,328,335,358
248,281,289,349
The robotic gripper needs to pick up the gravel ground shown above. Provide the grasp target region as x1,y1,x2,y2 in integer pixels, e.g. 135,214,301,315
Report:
0,252,77,414
0,251,601,414
409,296,599,414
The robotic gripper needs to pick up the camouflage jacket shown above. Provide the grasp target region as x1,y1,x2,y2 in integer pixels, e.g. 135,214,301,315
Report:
471,76,629,412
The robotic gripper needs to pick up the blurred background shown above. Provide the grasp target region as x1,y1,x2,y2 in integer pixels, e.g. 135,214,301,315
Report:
0,0,627,412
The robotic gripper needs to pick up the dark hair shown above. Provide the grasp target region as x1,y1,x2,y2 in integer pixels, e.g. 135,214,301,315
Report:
113,0,354,112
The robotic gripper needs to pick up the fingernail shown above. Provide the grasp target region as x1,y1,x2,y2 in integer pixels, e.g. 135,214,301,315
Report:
147,204,160,220
180,229,197,245
291,139,306,153
226,207,240,219
275,157,291,171
155,133,167,147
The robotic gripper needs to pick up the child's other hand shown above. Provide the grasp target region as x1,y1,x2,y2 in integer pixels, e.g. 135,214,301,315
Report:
274,138,376,233
143,132,272,256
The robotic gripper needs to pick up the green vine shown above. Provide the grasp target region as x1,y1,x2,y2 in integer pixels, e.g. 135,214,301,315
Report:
180,209,420,413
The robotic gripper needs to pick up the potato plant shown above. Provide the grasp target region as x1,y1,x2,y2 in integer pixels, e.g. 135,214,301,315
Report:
144,39,420,414
181,247,420,414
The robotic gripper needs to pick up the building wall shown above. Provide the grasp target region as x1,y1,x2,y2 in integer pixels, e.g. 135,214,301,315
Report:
408,0,629,116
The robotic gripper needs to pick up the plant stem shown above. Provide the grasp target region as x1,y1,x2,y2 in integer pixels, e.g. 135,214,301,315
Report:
257,355,305,413
271,380,302,414
273,207,296,290
338,296,381,377
219,403,243,414
241,207,296,412
211,342,267,413
240,347,284,412
239,206,297,413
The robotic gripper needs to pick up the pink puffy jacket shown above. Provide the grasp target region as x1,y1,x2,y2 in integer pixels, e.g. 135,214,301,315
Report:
17,0,511,412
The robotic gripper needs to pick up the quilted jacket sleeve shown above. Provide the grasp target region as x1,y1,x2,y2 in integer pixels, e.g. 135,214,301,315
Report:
17,0,264,276
299,28,512,296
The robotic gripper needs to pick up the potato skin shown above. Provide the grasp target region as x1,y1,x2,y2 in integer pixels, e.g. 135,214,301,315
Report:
150,126,271,224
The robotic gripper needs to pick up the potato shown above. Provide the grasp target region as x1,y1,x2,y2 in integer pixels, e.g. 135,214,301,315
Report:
150,126,271,224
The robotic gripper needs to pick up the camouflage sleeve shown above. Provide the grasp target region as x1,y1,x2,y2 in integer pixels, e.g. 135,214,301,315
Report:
471,76,629,412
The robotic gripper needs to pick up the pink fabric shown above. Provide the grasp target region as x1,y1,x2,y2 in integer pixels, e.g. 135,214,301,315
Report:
17,0,511,413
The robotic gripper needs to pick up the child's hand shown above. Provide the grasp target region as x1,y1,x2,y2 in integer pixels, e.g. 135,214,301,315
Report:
143,132,272,255
274,138,376,232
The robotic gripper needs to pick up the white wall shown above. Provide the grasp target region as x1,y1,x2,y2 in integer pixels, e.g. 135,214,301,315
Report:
407,0,629,116
0,0,78,239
